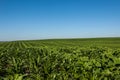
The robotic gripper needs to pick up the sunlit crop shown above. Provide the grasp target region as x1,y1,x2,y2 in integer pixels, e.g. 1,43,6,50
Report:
0,38,120,80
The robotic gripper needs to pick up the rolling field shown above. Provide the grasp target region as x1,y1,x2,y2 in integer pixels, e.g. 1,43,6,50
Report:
0,38,120,80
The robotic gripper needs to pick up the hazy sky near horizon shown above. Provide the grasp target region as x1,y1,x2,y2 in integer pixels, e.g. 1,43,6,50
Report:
0,0,120,41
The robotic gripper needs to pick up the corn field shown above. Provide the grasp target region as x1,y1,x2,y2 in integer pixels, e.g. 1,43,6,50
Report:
0,38,120,80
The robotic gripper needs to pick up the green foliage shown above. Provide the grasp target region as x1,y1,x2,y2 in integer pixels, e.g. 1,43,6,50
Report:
0,38,120,80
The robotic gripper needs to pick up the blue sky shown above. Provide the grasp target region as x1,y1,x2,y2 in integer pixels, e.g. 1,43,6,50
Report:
0,0,120,41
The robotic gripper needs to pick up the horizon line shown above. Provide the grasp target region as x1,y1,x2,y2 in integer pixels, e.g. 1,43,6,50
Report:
0,36,120,42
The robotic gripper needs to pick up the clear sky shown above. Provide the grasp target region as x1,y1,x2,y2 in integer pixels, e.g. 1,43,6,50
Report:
0,0,120,41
